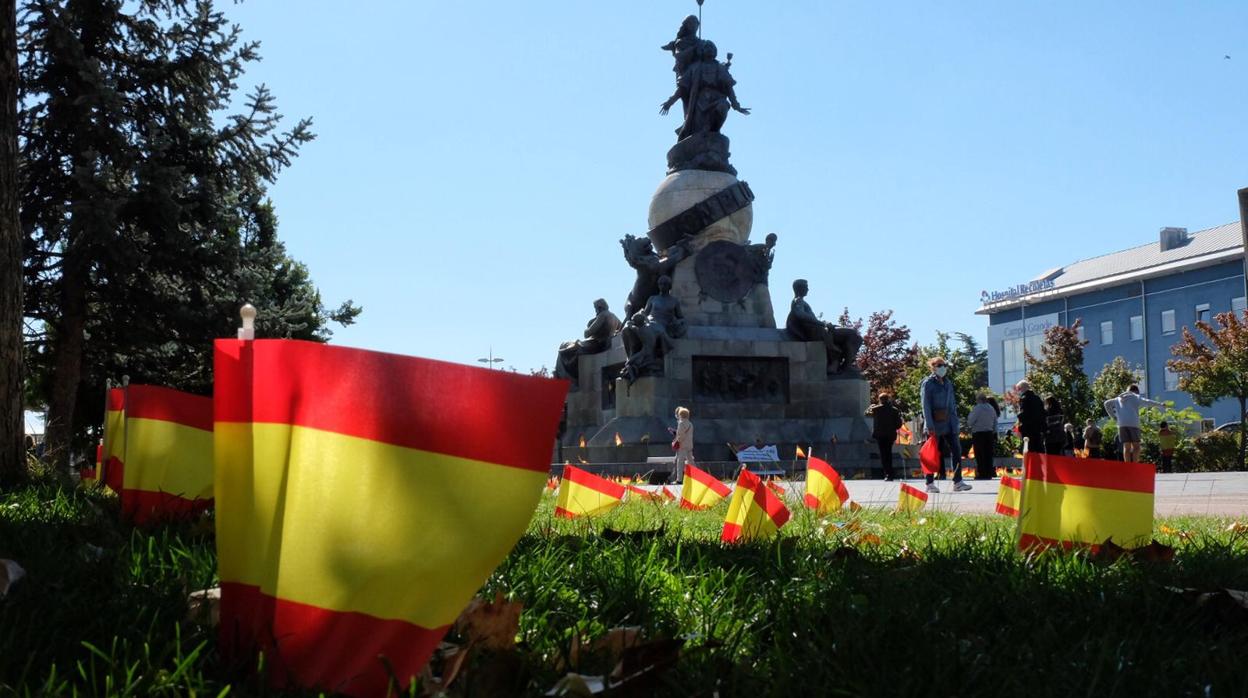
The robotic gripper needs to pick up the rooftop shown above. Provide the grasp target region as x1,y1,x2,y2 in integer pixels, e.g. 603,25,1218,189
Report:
977,221,1245,314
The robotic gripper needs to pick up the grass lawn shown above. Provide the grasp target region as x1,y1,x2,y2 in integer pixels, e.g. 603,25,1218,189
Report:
2,472,1247,696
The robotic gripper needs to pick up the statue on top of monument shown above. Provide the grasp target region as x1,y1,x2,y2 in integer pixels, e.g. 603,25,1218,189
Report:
619,275,686,385
554,298,622,389
620,234,692,319
785,279,863,376
661,14,701,78
659,39,749,141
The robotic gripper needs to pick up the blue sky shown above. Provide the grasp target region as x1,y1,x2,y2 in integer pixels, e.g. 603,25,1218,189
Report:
219,1,1247,373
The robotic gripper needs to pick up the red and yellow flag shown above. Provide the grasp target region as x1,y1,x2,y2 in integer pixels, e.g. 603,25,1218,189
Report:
680,464,731,510
722,468,791,543
213,339,566,697
556,465,627,518
1017,453,1154,551
897,482,928,512
804,456,849,513
995,476,1022,517
626,484,663,502
121,385,214,525
101,387,126,493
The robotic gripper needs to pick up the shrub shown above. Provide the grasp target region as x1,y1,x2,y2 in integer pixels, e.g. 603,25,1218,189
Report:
1186,431,1243,472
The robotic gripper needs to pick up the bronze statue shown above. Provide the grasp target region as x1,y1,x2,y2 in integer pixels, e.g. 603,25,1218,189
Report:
619,276,686,385
555,298,622,388
661,15,701,77
620,234,691,319
660,39,749,141
785,279,863,376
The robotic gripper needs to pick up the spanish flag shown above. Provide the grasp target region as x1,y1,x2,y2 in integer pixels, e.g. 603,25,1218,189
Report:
213,339,567,696
722,468,791,543
804,456,849,513
626,484,663,503
1017,453,1154,551
897,482,928,512
555,465,626,518
995,476,1022,517
101,387,126,493
121,385,214,524
680,464,731,510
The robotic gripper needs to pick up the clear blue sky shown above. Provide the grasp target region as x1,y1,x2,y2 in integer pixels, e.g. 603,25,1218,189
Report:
221,1,1248,373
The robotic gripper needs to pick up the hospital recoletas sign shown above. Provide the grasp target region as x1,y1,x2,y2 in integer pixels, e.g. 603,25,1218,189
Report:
980,279,1056,304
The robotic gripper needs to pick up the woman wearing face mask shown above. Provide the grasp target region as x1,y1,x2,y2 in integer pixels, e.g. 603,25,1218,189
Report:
920,357,971,493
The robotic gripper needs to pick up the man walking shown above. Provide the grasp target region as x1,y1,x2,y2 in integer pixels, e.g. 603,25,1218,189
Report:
966,394,997,480
1103,384,1164,462
1014,380,1047,454
1082,418,1102,459
920,357,971,493
867,392,903,480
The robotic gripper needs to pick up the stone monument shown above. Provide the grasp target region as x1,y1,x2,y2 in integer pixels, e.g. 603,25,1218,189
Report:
555,9,870,468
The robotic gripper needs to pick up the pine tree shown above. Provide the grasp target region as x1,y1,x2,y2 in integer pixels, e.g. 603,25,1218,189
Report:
19,0,352,465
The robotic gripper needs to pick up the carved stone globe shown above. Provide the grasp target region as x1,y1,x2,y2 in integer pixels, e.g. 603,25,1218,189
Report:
647,170,753,253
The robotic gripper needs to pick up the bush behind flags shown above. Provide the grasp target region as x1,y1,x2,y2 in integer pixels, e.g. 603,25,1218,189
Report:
213,339,567,697
680,464,731,510
1017,452,1153,551
556,465,626,518
121,385,214,524
722,468,790,543
804,456,849,513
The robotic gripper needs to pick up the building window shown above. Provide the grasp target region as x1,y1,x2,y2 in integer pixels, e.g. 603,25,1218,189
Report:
1233,296,1246,314
1100,320,1113,345
1196,303,1211,324
1001,333,1045,390
1130,315,1143,341
1164,367,1179,392
1161,309,1176,335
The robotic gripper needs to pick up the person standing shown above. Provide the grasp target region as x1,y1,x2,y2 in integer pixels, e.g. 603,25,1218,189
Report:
966,394,998,480
1157,421,1178,473
1103,384,1164,462
1082,419,1102,459
867,392,903,481
672,406,695,479
1064,423,1079,456
1042,396,1066,456
1014,380,1047,454
920,357,971,493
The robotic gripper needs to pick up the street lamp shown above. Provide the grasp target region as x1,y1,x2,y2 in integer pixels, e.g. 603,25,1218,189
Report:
477,346,505,370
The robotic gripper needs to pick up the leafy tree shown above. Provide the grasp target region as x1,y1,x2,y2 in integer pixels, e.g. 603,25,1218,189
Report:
0,0,20,486
852,310,917,398
1168,311,1248,470
19,0,354,465
1024,320,1094,429
1091,356,1143,416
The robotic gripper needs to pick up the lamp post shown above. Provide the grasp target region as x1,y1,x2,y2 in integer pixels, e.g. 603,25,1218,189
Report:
477,346,505,370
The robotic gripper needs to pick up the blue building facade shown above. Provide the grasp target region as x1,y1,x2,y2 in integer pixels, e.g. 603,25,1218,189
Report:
979,222,1248,427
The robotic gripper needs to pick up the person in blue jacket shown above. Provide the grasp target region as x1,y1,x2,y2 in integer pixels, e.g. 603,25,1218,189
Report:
920,356,972,494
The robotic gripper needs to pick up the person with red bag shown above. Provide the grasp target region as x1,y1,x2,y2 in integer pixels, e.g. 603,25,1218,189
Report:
920,357,971,494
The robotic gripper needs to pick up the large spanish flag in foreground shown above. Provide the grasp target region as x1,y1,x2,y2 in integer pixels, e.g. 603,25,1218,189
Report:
121,385,214,524
804,456,849,513
722,468,790,543
897,482,928,512
995,476,1022,517
101,388,126,493
1018,453,1153,551
214,339,567,696
555,465,626,518
680,464,731,510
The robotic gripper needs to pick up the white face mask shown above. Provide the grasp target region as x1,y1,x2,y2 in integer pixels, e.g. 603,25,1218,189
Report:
935,366,948,378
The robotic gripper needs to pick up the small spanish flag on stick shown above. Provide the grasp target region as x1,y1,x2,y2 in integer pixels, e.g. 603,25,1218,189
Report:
555,465,626,518
626,484,663,503
995,476,1022,517
680,464,731,510
897,482,928,512
213,339,567,696
1017,452,1153,551
722,468,791,543
804,456,849,513
101,387,126,493
121,385,214,525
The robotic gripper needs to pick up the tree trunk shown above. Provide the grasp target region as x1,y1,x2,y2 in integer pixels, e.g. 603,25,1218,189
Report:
1239,396,1247,473
43,264,87,470
0,0,23,488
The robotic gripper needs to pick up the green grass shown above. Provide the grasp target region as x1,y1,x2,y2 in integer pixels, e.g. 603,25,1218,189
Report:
2,473,1247,696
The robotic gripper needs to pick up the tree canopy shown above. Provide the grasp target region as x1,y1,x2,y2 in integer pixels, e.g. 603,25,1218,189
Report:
1168,310,1248,470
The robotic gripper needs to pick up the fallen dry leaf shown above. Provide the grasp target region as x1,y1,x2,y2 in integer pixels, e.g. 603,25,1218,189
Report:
1090,538,1130,564
854,533,883,547
609,637,686,690
849,501,863,512
1226,521,1248,535
0,559,26,599
1132,540,1176,564
569,626,643,668
1159,525,1178,535
186,586,220,626
455,592,523,651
